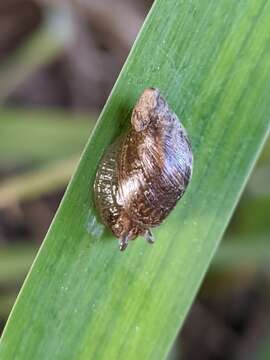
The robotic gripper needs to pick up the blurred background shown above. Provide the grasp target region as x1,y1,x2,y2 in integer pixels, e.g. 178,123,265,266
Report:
0,1,269,359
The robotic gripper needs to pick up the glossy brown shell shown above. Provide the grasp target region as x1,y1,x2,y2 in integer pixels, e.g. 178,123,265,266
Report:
94,88,193,251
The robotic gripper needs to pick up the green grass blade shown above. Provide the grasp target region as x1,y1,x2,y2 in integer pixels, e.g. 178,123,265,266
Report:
0,27,61,102
0,108,94,167
230,195,270,236
0,245,37,285
213,236,270,270
1,235,268,290
256,335,270,360
0,294,17,320
0,0,270,359
0,9,73,103
0,157,78,208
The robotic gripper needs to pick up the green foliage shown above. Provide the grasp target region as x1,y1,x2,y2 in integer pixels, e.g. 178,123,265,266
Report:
0,246,37,285
0,109,94,167
0,157,79,208
0,25,63,102
0,0,270,359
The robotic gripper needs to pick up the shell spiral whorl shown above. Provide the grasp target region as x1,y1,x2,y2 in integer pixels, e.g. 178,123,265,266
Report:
94,88,193,251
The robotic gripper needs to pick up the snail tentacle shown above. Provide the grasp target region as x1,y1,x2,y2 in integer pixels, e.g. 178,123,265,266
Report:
119,234,129,251
144,229,155,244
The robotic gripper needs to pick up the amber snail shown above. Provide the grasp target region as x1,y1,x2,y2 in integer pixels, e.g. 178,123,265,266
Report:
94,88,193,251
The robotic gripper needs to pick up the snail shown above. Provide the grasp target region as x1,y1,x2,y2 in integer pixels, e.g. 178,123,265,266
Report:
94,88,193,251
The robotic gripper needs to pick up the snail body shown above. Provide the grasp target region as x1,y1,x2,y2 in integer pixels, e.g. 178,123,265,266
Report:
94,88,193,251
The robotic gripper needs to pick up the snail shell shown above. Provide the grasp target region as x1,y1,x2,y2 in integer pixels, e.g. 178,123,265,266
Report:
94,88,193,251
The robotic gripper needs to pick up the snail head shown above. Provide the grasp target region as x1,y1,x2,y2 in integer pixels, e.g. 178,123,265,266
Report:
131,87,160,132
112,211,144,250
